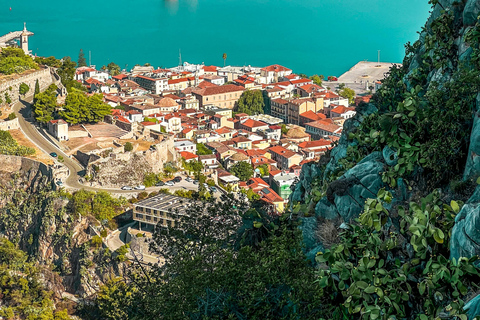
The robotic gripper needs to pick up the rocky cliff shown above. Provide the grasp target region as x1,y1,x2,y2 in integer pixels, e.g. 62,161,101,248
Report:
0,155,120,299
291,0,480,317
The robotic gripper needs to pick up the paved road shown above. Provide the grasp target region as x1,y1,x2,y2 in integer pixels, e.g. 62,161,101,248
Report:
13,97,216,197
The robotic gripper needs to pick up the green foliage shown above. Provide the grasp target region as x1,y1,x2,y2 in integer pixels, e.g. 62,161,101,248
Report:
115,244,129,262
196,143,212,155
94,277,137,320
0,130,35,156
90,197,323,319
34,79,40,95
0,238,73,319
257,163,269,176
91,235,103,248
4,92,11,104
19,82,29,96
78,49,87,67
182,159,204,179
57,57,85,92
0,47,39,75
7,112,16,120
230,161,254,181
174,189,194,198
235,89,266,115
316,189,478,319
71,190,127,222
61,91,111,124
241,187,260,201
107,62,121,76
34,56,62,68
309,74,323,86
143,172,164,187
281,123,289,135
33,84,57,124
124,142,133,152
338,86,355,104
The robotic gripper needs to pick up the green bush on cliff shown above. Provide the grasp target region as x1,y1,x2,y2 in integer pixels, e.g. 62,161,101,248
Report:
0,47,39,75
71,190,127,222
0,238,72,319
0,130,35,156
316,189,479,319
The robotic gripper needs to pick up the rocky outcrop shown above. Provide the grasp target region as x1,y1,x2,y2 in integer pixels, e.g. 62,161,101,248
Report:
80,136,179,187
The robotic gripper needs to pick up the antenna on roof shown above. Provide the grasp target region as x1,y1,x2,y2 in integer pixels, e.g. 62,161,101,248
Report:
89,51,92,67
179,49,182,67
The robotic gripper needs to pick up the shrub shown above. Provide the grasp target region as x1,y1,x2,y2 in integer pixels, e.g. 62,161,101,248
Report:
100,229,108,238
124,142,133,152
7,112,16,120
136,233,144,238
91,235,102,248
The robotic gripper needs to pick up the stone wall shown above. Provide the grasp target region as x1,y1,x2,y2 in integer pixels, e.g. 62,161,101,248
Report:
0,117,19,130
0,67,53,106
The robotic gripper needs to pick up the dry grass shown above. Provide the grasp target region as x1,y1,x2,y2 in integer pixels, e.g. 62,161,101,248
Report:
315,218,342,249
8,129,54,165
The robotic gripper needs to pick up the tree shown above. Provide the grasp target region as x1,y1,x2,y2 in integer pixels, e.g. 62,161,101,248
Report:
257,163,269,176
124,142,133,152
78,49,87,67
196,143,213,155
4,92,11,105
281,123,289,135
19,83,29,96
34,56,62,68
309,74,322,86
34,79,40,95
7,113,16,120
88,197,323,319
339,87,355,105
235,90,265,115
32,84,57,124
222,52,227,67
0,48,39,75
57,57,84,92
61,92,111,124
230,161,254,181
107,62,121,76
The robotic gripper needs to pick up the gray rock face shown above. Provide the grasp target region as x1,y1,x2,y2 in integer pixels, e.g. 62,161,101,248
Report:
450,185,480,261
464,0,480,26
464,93,480,180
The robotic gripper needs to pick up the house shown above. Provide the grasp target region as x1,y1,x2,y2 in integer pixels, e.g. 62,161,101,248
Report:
202,65,218,76
242,177,285,214
180,151,198,163
216,169,240,192
134,75,169,94
168,78,189,91
179,95,200,110
318,90,349,109
268,145,304,170
283,125,310,143
330,105,356,119
215,127,235,140
271,98,289,122
175,140,197,153
198,154,219,169
265,86,288,99
305,120,342,140
225,151,251,169
298,110,326,127
229,136,252,150
234,75,256,89
161,113,182,133
257,125,282,141
298,139,333,158
271,172,297,200
192,84,245,109
47,119,68,141
297,84,325,97
126,110,144,123
238,119,269,132
260,65,292,84
157,97,179,113
287,98,323,125
203,75,225,86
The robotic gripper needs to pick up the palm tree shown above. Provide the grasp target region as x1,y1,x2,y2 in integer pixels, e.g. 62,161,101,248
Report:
222,53,227,67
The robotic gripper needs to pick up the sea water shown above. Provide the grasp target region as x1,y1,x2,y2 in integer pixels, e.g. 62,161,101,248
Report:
2,0,431,76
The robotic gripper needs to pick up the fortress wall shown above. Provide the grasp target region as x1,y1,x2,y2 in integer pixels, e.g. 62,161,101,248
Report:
0,67,53,106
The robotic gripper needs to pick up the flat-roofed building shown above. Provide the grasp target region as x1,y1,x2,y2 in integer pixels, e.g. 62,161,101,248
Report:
134,75,169,94
133,194,201,228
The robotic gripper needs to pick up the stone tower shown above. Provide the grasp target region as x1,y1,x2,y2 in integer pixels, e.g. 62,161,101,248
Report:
21,22,33,55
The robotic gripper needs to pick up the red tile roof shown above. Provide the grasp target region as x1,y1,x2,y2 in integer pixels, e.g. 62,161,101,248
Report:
112,74,128,80
299,110,322,121
268,145,298,159
203,65,218,72
241,119,268,129
261,64,292,72
305,120,342,133
193,84,245,96
330,105,356,115
298,139,333,149
180,151,198,160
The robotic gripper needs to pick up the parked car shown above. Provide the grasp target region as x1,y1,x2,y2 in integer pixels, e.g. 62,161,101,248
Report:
50,152,57,157
210,186,217,192
155,181,165,187
174,176,183,181
165,181,174,187
134,185,146,190
56,181,63,186
121,186,133,190
185,177,193,182
173,177,182,183
193,180,199,185
203,183,208,188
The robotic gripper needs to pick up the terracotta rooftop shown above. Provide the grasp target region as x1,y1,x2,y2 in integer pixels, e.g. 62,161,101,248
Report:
193,84,245,96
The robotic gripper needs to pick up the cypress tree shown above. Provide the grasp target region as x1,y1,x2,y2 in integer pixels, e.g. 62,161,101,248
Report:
34,79,40,95
78,49,87,67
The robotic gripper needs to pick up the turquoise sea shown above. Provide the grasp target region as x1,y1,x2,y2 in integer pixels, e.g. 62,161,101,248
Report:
3,0,431,76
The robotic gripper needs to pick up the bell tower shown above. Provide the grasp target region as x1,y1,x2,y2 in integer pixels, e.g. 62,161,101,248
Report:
21,22,33,55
